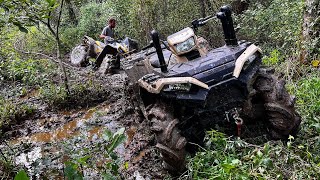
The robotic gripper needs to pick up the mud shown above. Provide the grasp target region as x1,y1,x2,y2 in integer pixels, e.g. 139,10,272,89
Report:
0,72,169,179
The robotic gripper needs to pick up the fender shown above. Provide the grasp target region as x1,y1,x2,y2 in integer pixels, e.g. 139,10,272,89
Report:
138,77,209,94
233,44,262,78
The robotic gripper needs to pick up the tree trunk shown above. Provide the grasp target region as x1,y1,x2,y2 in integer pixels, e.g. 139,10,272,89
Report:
56,0,70,95
65,0,78,25
199,0,206,17
300,0,320,63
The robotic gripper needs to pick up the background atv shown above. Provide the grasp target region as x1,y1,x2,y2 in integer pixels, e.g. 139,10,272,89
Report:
70,36,139,74
122,6,301,173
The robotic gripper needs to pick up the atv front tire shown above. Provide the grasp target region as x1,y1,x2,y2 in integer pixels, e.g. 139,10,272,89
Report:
254,68,301,139
147,103,187,173
70,45,87,67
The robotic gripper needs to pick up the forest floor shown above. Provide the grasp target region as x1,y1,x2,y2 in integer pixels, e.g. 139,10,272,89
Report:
0,67,170,179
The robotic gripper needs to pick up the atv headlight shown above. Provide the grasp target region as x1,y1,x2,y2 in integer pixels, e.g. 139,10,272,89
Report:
163,83,192,92
175,37,196,54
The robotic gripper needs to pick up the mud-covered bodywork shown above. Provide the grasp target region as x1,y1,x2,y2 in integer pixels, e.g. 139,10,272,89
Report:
122,5,301,173
125,41,260,105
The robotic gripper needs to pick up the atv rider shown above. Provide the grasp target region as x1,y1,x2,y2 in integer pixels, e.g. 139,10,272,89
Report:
99,17,116,44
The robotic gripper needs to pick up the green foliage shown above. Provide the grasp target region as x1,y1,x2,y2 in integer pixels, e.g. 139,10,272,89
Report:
14,170,30,180
60,2,113,49
22,26,57,55
5,58,55,85
187,130,320,179
63,127,126,179
0,0,58,32
39,83,68,108
64,162,84,180
0,26,57,85
39,77,111,109
287,70,320,145
60,0,228,50
0,96,35,130
294,74,320,118
238,0,304,55
262,49,281,65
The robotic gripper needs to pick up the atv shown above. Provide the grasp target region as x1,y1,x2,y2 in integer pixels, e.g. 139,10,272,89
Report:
122,6,301,172
70,35,139,74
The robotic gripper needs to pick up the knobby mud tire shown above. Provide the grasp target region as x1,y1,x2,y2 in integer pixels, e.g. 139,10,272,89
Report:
254,68,301,139
147,103,187,173
70,45,87,67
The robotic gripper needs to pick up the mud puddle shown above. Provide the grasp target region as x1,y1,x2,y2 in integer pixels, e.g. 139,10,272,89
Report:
10,104,110,145
1,89,168,179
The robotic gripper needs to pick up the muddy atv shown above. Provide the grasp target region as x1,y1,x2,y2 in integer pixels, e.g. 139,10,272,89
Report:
70,36,139,74
122,6,301,173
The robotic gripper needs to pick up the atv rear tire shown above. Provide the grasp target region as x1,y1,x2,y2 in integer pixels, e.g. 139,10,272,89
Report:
70,45,87,67
147,103,187,173
254,68,301,139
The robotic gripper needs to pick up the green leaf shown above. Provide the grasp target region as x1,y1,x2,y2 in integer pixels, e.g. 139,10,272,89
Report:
103,129,112,141
123,162,129,169
77,155,91,166
64,164,83,180
14,170,29,180
221,163,235,173
231,159,240,165
107,133,125,153
311,123,320,132
261,158,273,168
113,127,125,138
45,0,56,7
257,150,263,157
102,172,116,180
288,135,294,141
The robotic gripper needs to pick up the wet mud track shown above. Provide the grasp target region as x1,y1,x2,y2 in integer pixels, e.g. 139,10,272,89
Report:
0,73,169,179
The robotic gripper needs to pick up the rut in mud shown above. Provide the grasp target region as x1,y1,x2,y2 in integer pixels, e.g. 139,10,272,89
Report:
0,72,169,179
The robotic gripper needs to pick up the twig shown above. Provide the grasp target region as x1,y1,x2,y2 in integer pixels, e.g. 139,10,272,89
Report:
13,39,78,70
188,142,207,152
3,141,14,154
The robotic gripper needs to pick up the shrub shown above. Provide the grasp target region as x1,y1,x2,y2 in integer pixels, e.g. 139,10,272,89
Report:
0,96,35,131
186,130,320,179
238,0,304,56
60,2,114,50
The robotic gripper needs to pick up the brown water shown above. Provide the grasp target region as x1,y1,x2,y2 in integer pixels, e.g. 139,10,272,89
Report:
10,104,110,145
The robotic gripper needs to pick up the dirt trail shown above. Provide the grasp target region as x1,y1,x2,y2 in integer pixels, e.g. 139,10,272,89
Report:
0,72,169,179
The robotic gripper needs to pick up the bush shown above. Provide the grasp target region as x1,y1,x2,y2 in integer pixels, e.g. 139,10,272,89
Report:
4,58,56,85
60,2,114,50
238,0,304,56
0,26,58,86
0,96,35,131
186,130,320,179
294,74,320,118
39,79,111,110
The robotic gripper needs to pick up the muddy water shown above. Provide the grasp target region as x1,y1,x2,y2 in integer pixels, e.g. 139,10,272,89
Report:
5,102,133,179
10,104,110,145
1,71,169,179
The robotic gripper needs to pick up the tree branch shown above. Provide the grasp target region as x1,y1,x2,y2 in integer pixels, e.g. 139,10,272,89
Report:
13,39,77,70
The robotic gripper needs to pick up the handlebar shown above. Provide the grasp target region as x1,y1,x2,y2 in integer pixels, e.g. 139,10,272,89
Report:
191,14,215,30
